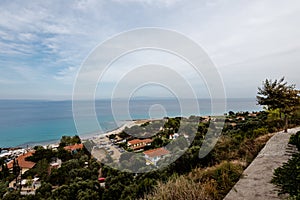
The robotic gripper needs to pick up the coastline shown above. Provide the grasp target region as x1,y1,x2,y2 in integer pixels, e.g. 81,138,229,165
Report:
12,119,152,150
0,98,262,148
81,119,152,141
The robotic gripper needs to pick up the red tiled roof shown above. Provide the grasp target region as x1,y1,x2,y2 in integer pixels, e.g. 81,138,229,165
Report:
127,139,153,146
64,143,84,151
143,148,169,158
7,151,35,169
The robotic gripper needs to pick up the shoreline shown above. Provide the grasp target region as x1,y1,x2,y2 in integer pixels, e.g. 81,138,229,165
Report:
10,119,152,150
81,119,152,141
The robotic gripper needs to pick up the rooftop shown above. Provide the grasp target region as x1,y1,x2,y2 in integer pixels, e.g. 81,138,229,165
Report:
143,148,170,158
7,151,35,169
64,143,84,151
127,139,153,146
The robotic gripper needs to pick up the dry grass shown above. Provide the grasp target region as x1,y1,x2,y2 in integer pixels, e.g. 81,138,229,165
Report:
141,133,274,200
142,161,243,200
141,175,212,200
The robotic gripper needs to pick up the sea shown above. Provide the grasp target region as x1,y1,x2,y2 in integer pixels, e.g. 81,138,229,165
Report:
0,98,261,148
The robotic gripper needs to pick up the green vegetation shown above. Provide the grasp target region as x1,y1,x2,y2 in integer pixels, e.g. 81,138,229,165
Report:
289,131,300,150
2,112,300,199
1,78,299,200
257,77,300,132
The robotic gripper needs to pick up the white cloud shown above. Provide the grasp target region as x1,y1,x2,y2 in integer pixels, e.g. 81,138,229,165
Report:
0,0,300,99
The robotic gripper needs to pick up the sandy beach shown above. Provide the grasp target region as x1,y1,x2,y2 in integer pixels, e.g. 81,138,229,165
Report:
87,119,152,162
81,119,151,140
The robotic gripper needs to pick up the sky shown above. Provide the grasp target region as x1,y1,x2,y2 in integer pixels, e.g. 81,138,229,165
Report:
0,0,300,100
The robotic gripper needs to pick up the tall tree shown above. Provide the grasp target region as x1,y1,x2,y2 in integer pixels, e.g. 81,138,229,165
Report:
257,77,300,132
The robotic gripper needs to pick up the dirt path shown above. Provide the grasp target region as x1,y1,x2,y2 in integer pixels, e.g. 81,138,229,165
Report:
224,127,300,200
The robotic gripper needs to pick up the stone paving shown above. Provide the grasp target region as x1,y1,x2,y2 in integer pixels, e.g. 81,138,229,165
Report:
224,127,300,200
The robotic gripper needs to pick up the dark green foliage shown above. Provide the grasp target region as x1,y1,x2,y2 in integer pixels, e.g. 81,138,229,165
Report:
0,163,9,180
36,182,52,198
26,147,56,162
271,132,300,199
257,77,300,132
108,134,116,140
23,158,49,181
50,180,103,200
59,135,81,148
3,112,287,199
56,147,72,162
272,153,300,197
289,131,300,150
151,137,164,148
0,181,7,199
2,191,22,200
119,130,130,139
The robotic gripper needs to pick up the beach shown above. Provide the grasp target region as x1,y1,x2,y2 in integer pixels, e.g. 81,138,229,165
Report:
88,119,152,162
1,119,151,164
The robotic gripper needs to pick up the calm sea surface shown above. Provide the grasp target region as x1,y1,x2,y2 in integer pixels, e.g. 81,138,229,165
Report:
0,98,261,148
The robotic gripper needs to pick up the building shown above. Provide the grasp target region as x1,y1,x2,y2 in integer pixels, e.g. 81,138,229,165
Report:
169,133,179,140
48,158,62,174
7,151,36,174
143,147,170,166
127,139,153,150
64,143,84,153
248,113,257,117
20,177,41,195
236,116,245,121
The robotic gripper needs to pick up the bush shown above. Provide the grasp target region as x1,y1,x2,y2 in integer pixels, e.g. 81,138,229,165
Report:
289,131,300,150
272,153,300,198
252,127,268,138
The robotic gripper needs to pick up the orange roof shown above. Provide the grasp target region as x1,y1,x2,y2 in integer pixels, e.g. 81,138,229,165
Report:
127,139,153,146
64,143,84,151
7,151,35,169
143,148,169,158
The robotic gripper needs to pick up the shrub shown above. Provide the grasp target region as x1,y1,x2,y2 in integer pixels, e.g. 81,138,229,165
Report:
252,127,268,138
271,153,300,198
289,131,300,150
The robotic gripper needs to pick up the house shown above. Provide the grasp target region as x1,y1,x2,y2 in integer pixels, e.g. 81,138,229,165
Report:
98,177,106,187
236,116,245,121
201,116,210,122
248,113,257,117
20,177,41,195
48,158,62,174
64,143,84,153
229,123,237,127
127,139,153,150
169,133,179,140
7,151,35,175
143,148,170,166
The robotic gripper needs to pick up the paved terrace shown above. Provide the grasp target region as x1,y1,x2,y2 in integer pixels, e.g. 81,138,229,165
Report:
224,127,300,200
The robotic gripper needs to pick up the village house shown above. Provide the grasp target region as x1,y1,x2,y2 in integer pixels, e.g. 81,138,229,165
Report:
127,139,153,150
236,116,246,121
7,151,35,175
19,177,41,196
143,147,170,166
248,113,257,117
64,143,84,153
169,133,179,140
48,158,62,174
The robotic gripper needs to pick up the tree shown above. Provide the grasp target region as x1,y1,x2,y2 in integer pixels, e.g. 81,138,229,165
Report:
0,181,7,199
257,77,300,132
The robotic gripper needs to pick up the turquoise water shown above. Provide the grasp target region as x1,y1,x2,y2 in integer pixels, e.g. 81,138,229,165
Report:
0,98,261,148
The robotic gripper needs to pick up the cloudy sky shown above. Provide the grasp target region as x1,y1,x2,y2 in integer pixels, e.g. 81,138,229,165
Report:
0,0,300,100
